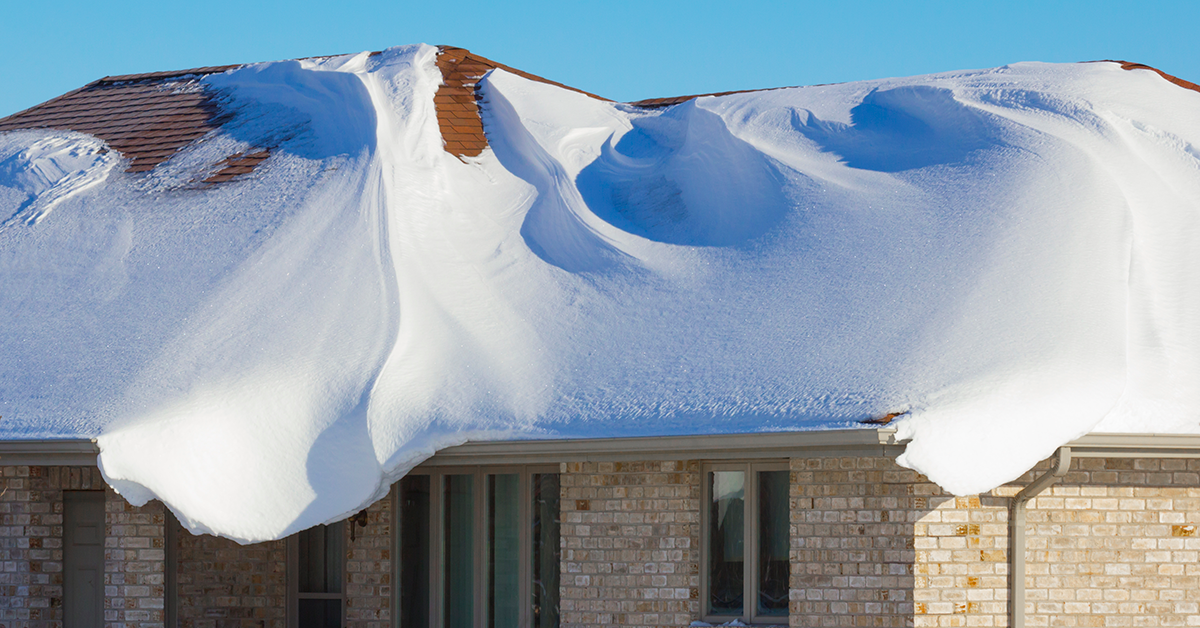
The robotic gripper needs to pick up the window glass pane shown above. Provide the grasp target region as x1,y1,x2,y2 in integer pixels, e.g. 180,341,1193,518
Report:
399,475,431,627
299,522,344,594
757,470,790,617
531,473,561,628
708,471,745,616
298,599,341,628
488,474,521,628
445,474,475,628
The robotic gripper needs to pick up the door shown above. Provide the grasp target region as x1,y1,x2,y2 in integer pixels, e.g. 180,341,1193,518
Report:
64,491,105,628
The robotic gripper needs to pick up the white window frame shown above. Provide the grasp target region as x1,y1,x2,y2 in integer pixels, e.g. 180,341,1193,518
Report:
700,460,790,626
393,464,561,628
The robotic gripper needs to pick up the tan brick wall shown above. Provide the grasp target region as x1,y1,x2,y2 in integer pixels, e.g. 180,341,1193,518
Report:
910,489,1012,628
0,465,105,628
176,530,286,628
345,495,392,628
105,490,166,628
1021,458,1200,628
790,456,920,628
559,460,701,628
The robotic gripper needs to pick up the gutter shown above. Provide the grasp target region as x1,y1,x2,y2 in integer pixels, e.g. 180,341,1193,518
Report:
418,427,903,466
0,438,98,465
1008,436,1200,628
1009,447,1072,628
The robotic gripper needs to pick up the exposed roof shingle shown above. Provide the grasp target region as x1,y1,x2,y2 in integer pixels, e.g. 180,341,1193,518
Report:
434,46,608,158
0,72,231,173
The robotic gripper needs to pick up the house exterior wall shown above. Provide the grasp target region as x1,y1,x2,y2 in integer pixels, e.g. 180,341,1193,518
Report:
789,455,1200,628
790,455,1015,628
4,450,1200,628
0,465,166,628
174,493,391,628
344,494,392,628
558,460,701,628
175,530,286,628
1021,458,1200,628
1,465,103,627
106,490,167,628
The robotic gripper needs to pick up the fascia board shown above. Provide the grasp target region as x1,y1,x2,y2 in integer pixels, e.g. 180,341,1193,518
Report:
0,439,99,466
1065,433,1200,458
418,428,904,467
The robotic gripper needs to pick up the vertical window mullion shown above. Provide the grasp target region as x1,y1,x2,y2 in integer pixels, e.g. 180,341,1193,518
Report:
745,463,757,625
431,472,445,628
519,469,532,628
476,468,486,628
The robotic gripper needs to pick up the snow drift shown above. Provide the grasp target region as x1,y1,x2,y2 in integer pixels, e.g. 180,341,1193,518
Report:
2,45,1199,541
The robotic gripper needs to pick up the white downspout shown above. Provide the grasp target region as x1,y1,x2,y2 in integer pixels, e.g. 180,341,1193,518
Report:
1009,446,1072,628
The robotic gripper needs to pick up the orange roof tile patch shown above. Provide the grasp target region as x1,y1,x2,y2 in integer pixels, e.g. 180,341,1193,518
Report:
204,149,272,184
1106,60,1200,94
434,46,608,158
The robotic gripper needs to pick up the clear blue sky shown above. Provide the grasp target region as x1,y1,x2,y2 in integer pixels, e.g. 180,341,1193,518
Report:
2,0,1197,118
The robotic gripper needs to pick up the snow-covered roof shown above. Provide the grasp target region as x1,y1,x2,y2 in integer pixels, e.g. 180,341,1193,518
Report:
2,44,1199,542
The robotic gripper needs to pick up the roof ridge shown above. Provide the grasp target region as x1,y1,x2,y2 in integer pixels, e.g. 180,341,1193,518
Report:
1099,59,1200,94
97,64,246,85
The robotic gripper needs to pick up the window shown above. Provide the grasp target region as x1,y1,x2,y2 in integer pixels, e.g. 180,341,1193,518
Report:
396,466,561,628
702,462,790,624
287,521,346,628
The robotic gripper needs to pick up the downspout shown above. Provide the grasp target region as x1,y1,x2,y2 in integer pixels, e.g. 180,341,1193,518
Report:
1009,446,1072,628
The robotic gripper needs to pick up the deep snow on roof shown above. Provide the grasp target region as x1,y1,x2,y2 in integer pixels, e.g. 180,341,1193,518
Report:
2,49,1194,169
0,46,606,173
3,45,1200,541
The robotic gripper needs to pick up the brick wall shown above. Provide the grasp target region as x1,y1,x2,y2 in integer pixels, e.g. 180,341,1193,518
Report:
559,460,701,628
790,456,919,628
176,531,286,628
174,493,391,628
910,489,1011,628
0,465,104,628
105,490,166,628
345,494,392,628
1021,458,1200,628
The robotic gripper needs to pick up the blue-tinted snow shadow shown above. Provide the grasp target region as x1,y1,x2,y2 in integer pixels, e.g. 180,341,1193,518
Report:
481,78,629,273
206,60,378,161
575,100,790,247
794,86,998,172
289,389,383,536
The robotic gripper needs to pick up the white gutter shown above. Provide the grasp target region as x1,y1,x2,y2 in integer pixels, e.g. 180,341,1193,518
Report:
1009,446,1072,628
1008,437,1200,628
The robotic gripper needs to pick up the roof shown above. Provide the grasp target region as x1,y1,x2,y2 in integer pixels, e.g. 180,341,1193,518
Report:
0,51,1196,180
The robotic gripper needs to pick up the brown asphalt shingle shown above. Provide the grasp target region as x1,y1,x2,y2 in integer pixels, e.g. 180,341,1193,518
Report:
0,70,234,173
0,55,1194,180
434,46,608,158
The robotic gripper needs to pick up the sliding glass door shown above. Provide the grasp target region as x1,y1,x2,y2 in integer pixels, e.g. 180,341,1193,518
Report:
396,466,560,628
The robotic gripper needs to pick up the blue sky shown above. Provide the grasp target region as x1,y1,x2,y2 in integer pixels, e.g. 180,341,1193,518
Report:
1,0,1197,118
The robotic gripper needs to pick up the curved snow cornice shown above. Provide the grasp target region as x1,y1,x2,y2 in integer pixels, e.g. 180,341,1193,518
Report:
2,45,1200,541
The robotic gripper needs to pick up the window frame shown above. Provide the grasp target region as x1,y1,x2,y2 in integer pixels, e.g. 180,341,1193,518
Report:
286,521,347,628
700,460,790,626
393,464,561,628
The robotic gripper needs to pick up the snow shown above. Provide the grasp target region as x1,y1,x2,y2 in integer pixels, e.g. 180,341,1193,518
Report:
0,133,119,226
2,45,1200,541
